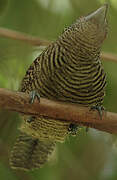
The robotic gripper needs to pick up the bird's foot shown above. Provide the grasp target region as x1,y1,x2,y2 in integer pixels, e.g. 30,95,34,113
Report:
29,90,40,104
27,91,40,124
90,105,105,119
68,123,79,136
27,116,35,123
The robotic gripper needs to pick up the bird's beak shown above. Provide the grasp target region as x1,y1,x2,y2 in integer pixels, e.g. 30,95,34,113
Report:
85,4,108,25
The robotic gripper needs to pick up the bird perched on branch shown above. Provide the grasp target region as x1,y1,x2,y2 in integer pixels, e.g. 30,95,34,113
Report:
10,4,108,171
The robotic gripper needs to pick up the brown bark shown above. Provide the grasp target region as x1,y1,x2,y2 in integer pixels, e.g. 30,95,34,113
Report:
0,88,117,134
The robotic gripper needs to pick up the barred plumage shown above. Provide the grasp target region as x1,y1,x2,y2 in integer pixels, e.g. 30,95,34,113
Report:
10,132,55,171
10,4,108,170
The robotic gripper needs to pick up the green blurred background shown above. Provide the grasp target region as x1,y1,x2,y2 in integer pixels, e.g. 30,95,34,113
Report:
0,0,117,179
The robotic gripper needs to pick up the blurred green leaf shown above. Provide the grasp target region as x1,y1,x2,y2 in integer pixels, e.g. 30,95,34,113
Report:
0,162,16,180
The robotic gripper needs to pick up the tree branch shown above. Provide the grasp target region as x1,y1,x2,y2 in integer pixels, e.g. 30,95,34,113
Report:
0,88,117,134
0,27,51,46
101,52,117,63
0,27,117,63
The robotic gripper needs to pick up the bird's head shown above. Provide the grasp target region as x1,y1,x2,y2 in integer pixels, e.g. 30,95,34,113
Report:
61,4,108,52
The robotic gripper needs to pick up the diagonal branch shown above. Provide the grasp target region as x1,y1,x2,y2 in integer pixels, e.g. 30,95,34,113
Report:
101,52,117,63
0,27,51,46
0,88,117,134
0,27,117,63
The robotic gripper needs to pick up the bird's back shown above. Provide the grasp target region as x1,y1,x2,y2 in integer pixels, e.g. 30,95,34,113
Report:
10,4,108,171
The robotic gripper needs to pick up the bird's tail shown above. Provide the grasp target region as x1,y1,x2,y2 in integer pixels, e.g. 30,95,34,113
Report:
9,132,55,171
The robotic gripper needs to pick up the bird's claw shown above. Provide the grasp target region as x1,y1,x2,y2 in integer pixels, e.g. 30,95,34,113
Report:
68,123,79,136
27,116,35,123
29,90,40,104
90,105,105,119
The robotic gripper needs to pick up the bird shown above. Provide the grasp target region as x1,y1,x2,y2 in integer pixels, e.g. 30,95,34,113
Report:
10,4,108,171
